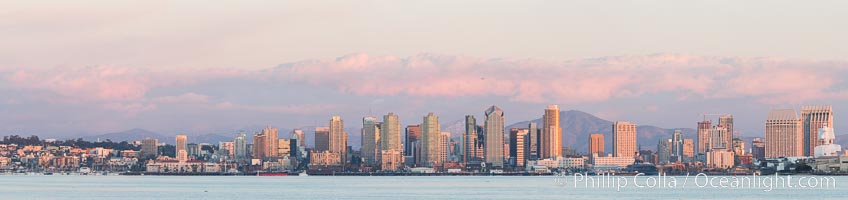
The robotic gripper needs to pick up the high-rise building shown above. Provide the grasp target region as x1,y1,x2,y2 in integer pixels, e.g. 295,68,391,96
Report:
484,105,505,168
697,121,711,154
405,125,421,157
801,105,833,156
405,125,421,166
612,121,637,158
719,115,734,139
176,135,187,155
278,139,291,156
234,132,247,161
329,116,346,161
219,141,235,159
314,127,330,152
263,126,279,157
509,128,528,167
141,137,158,158
381,113,402,154
657,139,671,164
440,132,450,163
671,130,683,158
683,139,695,161
253,132,266,159
541,105,562,159
765,109,803,158
360,116,380,167
709,125,730,150
292,129,306,147
421,112,441,167
528,122,540,160
588,134,604,156
751,138,765,160
732,138,745,156
463,115,480,164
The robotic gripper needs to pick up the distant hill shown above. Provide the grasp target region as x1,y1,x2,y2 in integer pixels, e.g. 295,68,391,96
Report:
81,128,166,143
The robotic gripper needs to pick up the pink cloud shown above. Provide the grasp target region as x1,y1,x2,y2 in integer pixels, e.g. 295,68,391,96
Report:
275,53,848,104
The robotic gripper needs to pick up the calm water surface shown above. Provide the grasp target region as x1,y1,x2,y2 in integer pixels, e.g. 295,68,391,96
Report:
1,175,846,199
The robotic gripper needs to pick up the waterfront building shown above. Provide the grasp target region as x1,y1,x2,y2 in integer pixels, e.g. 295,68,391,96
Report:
263,126,279,158
815,126,842,157
405,125,422,165
801,105,833,156
591,154,635,169
381,149,403,171
309,150,342,166
612,121,637,158
464,115,479,164
277,139,291,157
765,109,803,158
706,148,734,169
440,132,450,163
314,127,330,152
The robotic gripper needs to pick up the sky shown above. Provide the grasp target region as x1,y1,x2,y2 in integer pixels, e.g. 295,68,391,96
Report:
1,1,847,138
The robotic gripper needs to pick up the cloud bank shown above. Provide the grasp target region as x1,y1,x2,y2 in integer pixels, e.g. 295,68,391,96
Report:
1,53,846,135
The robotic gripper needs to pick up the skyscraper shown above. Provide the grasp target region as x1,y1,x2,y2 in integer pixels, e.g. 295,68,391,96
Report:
440,132,450,163
405,125,421,157
528,122,539,160
612,121,637,158
463,115,479,164
141,137,158,158
697,120,711,154
421,112,441,167
329,116,346,161
588,134,604,156
719,115,734,139
176,135,187,155
484,105,505,168
801,105,833,156
509,128,528,167
263,126,279,157
657,139,671,164
360,116,380,167
253,132,266,159
683,139,695,161
234,131,247,161
381,113,402,154
765,109,803,158
176,135,188,162
541,105,561,159
671,130,683,158
292,129,306,147
314,127,330,152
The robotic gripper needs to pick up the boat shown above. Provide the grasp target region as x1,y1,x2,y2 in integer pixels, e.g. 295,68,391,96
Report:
256,172,289,176
298,172,308,176
624,163,659,175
